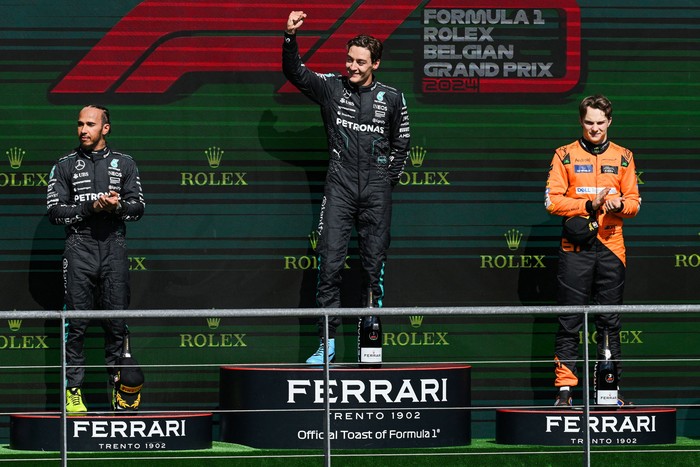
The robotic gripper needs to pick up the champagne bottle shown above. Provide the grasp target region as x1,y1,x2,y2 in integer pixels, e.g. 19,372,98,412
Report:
594,329,618,405
113,332,131,386
114,330,144,411
358,289,382,367
121,331,132,359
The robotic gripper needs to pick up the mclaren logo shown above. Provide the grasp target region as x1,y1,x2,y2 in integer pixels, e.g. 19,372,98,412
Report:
180,146,248,187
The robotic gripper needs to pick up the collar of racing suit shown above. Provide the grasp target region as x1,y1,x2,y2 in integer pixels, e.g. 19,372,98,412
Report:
578,137,610,155
78,146,110,160
350,78,377,94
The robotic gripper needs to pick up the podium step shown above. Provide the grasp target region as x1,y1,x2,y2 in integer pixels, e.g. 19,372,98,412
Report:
496,407,676,445
219,364,472,449
10,412,212,451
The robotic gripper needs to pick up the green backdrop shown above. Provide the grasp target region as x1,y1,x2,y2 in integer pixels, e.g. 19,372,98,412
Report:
0,0,698,442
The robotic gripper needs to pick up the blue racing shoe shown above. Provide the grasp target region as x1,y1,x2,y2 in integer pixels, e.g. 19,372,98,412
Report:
306,338,335,364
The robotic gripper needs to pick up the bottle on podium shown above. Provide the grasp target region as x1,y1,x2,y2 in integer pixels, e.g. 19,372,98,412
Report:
594,329,619,406
358,289,382,367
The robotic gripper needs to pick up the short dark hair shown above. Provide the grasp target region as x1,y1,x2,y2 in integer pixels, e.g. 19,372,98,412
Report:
85,104,111,134
346,34,383,63
579,95,612,120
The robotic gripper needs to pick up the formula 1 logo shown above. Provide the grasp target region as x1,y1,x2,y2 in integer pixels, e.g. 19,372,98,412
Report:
49,0,580,100
49,0,422,98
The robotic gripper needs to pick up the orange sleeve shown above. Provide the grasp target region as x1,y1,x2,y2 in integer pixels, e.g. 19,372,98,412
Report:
544,147,589,218
617,150,641,218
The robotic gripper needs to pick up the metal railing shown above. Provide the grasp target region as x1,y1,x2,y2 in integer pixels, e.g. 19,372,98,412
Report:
3,304,700,466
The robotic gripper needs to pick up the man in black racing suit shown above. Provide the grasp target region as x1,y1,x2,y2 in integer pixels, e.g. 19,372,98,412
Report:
283,11,411,364
47,105,145,413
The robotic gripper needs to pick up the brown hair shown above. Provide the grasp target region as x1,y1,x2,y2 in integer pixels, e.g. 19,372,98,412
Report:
579,95,612,120
346,34,383,63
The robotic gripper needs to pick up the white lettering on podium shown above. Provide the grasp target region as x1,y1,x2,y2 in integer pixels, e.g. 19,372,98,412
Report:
72,419,186,438
545,415,657,434
287,378,448,404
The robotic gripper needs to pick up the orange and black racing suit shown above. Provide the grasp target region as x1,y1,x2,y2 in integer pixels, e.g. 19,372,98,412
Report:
545,137,641,389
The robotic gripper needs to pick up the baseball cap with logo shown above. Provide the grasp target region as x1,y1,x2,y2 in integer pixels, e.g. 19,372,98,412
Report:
563,215,599,245
114,355,144,411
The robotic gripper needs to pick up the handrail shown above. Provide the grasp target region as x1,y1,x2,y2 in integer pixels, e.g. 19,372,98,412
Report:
4,303,700,320
3,304,699,466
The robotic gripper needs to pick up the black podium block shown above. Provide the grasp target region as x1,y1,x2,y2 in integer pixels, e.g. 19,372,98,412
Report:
10,412,213,451
496,408,676,446
219,364,471,449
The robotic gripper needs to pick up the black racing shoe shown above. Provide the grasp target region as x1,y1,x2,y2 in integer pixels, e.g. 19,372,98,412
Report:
555,389,573,407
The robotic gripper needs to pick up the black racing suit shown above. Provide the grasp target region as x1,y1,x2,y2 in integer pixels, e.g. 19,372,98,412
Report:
283,33,411,337
47,146,145,388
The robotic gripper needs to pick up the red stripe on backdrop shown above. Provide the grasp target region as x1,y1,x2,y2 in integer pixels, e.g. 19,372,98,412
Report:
50,0,355,94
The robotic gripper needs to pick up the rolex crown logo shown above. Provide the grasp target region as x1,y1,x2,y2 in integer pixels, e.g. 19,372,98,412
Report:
504,228,523,251
409,315,424,328
206,317,221,330
6,147,25,169
409,146,426,168
205,146,224,169
8,319,22,332
308,230,319,251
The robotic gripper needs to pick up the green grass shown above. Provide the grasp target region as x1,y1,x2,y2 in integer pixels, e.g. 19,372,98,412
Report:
0,438,699,466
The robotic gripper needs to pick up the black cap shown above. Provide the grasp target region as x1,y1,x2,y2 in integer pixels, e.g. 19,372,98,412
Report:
115,356,144,410
563,216,599,245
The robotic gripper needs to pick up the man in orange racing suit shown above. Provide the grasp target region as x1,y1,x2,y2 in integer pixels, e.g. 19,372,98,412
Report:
545,95,641,406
